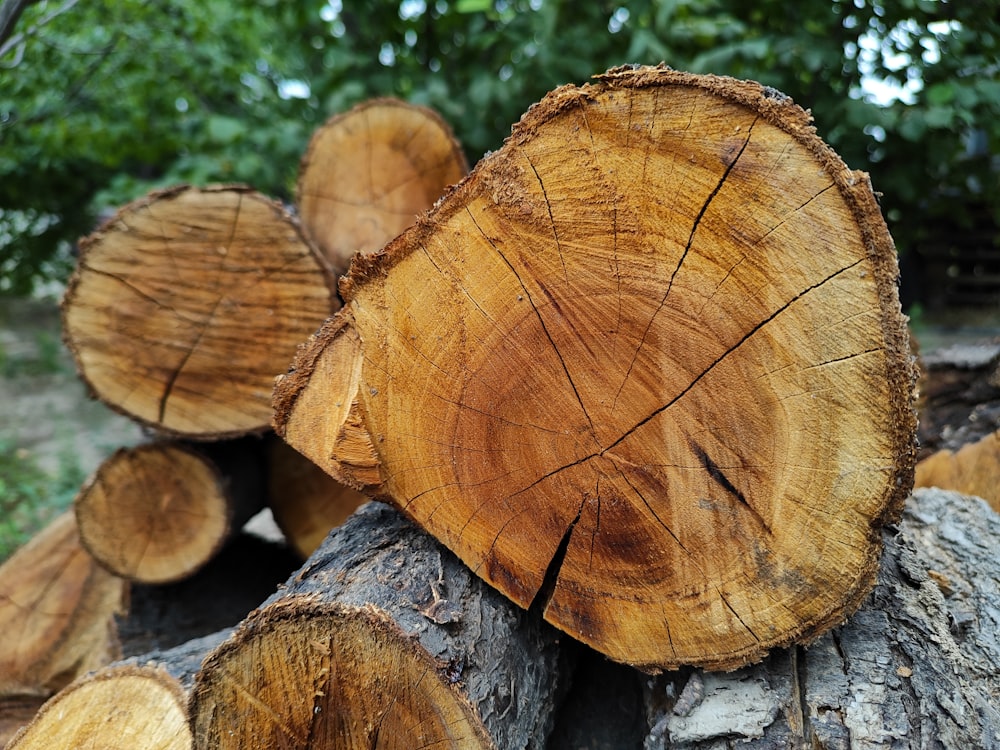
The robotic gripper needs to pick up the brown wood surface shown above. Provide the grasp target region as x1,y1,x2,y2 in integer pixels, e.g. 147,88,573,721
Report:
74,439,267,584
5,665,191,750
297,98,469,273
273,65,916,670
62,184,337,439
0,512,125,700
265,435,366,559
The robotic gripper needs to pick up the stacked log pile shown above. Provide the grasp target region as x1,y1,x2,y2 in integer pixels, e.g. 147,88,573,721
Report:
3,68,1000,748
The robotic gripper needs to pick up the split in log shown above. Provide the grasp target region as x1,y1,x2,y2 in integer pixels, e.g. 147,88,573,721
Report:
0,512,126,700
273,65,916,670
637,487,1000,748
74,438,267,584
914,427,1000,512
190,501,564,749
62,184,337,439
296,98,469,273
5,665,191,750
266,435,367,559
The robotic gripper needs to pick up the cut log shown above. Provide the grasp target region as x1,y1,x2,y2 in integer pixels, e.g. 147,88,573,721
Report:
296,98,469,273
0,512,126,700
266,435,367,559
914,428,1000,512
273,65,917,670
74,438,267,584
62,184,337,439
5,665,191,750
190,501,565,749
639,487,1000,748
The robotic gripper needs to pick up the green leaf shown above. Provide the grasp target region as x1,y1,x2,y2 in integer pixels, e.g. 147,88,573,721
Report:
456,0,492,13
206,115,248,144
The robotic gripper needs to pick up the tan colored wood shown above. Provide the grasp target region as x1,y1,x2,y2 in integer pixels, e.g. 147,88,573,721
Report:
0,697,45,749
914,429,1000,512
74,440,265,584
62,184,337,439
0,513,126,699
274,66,916,671
296,98,469,272
6,665,190,750
266,436,366,559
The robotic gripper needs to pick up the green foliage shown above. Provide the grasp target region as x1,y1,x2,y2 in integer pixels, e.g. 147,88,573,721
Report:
0,439,84,561
1,0,998,295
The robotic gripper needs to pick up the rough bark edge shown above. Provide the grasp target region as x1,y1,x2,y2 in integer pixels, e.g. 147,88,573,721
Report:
330,65,918,668
62,183,338,442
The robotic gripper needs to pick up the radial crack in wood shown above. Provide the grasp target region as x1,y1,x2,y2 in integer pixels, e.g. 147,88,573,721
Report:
63,184,337,439
273,66,916,670
297,98,469,273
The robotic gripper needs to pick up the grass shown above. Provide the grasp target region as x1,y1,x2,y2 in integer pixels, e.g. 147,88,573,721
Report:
0,438,86,562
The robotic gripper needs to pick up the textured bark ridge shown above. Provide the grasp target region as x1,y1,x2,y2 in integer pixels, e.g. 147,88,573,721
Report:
190,502,564,750
640,487,1000,748
62,184,337,439
297,97,469,273
274,66,916,670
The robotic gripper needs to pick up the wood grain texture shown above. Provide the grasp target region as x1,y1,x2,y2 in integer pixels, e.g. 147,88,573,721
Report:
297,98,469,273
274,66,916,670
63,184,336,439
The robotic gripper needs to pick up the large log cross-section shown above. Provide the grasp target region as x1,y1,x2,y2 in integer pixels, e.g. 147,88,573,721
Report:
274,66,916,671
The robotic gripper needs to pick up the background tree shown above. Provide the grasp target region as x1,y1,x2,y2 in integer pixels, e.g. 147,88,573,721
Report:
2,0,997,303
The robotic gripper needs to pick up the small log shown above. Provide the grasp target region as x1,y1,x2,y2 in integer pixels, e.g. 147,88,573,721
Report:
62,184,337,439
638,487,1000,748
914,428,1000,512
273,65,916,670
296,98,469,272
190,501,565,749
5,665,191,750
266,435,367,559
74,438,267,584
0,512,126,700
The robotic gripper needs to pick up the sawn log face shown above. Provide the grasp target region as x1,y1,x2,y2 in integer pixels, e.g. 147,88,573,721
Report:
273,66,917,670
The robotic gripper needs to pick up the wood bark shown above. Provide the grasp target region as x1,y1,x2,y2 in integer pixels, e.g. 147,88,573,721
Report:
190,501,565,749
636,487,1000,748
0,512,126,700
265,434,367,559
296,98,469,273
5,665,191,750
62,184,337,439
74,438,267,584
273,65,916,670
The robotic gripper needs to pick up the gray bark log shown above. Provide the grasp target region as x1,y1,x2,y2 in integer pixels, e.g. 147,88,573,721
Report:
192,500,567,749
642,487,1000,749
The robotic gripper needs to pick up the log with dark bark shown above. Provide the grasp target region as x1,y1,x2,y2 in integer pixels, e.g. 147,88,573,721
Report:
74,438,268,584
62,184,337,439
190,501,566,750
296,98,469,273
273,65,916,671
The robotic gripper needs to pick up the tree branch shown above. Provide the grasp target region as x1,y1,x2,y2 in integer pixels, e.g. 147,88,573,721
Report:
0,0,80,61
